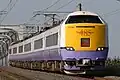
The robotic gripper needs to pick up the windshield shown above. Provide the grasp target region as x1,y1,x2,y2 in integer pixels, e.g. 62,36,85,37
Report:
65,15,103,24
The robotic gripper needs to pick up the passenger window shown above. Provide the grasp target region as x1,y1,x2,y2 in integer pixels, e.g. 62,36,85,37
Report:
24,43,31,52
34,38,43,49
13,47,17,54
19,45,23,53
65,15,102,24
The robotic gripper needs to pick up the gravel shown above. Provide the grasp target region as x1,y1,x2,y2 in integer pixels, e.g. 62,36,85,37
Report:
0,66,94,80
0,66,119,80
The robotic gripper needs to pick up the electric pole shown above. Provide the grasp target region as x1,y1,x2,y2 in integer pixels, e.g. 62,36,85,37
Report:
79,3,82,11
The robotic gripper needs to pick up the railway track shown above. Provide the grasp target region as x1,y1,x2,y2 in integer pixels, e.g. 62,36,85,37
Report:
0,68,31,80
95,77,113,80
0,67,114,80
70,76,112,80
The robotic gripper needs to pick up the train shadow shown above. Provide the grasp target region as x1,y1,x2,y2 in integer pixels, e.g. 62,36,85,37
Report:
104,66,120,76
85,66,120,77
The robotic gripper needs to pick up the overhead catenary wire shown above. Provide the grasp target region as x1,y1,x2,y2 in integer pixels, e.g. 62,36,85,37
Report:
2,0,12,11
26,0,99,25
36,0,82,26
49,0,77,23
40,0,76,22
0,0,12,20
93,0,120,18
41,0,61,11
24,0,62,36
54,0,94,11
0,0,19,25
26,0,96,25
25,0,61,24
102,8,120,18
55,0,74,11
26,0,91,24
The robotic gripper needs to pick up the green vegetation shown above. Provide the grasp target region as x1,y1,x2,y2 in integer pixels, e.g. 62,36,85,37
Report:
106,57,120,68
105,57,120,76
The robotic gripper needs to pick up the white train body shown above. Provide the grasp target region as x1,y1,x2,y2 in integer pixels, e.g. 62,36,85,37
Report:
9,11,108,75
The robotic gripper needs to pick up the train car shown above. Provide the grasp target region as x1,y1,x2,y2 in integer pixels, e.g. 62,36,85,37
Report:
9,11,109,75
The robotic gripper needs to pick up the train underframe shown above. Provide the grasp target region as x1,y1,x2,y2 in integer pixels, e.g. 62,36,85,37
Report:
9,59,106,75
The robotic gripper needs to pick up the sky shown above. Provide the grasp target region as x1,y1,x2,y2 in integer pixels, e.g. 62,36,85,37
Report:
0,0,120,57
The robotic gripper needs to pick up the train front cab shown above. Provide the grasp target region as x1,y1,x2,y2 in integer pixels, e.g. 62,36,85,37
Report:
60,13,109,74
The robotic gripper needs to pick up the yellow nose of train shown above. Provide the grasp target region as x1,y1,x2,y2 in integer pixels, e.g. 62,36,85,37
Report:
65,23,106,51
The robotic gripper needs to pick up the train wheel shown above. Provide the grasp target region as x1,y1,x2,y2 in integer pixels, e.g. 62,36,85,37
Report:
39,61,42,70
30,61,33,69
51,61,55,71
55,61,60,72
23,61,26,69
27,61,30,69
41,61,44,70
22,61,23,68
41,61,47,70
27,61,31,69
34,61,36,69
44,61,47,70
47,61,52,71
17,61,19,67
19,61,21,68
36,61,40,70
60,61,64,73
32,61,36,70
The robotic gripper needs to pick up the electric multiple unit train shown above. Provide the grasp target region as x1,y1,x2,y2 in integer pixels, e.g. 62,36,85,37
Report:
9,11,109,75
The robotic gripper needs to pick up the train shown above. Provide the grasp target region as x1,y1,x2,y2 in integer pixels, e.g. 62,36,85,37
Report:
9,11,109,75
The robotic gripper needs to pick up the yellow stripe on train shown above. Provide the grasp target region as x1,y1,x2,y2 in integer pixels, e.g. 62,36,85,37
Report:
65,23,106,51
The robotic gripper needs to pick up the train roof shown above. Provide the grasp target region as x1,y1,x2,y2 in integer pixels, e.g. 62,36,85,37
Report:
11,24,61,46
68,11,98,16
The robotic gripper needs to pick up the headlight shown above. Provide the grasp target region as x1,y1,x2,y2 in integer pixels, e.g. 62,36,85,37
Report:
96,47,104,51
66,47,75,51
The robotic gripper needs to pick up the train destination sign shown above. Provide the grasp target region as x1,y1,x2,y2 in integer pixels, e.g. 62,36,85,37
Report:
76,29,94,36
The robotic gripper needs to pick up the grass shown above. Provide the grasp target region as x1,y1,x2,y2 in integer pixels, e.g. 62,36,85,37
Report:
104,57,120,76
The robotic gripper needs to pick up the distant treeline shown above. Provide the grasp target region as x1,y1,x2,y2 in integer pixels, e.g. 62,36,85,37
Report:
106,57,120,68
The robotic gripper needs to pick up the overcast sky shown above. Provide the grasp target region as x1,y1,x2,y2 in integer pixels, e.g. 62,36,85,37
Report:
0,0,120,57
